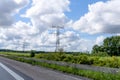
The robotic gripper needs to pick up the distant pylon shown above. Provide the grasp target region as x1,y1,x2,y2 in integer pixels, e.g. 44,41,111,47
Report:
22,40,25,52
52,25,64,52
22,40,28,52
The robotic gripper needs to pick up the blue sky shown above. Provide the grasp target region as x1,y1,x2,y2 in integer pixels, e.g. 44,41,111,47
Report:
0,0,119,52
66,0,108,20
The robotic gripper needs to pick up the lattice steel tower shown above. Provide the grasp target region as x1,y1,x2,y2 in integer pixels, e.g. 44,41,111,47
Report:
52,26,63,52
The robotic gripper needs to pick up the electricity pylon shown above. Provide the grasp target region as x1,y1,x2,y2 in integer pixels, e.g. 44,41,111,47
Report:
22,40,29,52
52,26,64,52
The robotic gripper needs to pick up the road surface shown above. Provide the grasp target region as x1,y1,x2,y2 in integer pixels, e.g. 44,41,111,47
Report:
0,56,90,80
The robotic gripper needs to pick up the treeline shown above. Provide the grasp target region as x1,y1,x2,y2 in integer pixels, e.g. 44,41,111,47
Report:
0,49,45,53
0,49,89,54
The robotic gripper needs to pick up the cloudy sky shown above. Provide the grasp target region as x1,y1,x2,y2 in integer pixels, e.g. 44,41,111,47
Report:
0,0,120,52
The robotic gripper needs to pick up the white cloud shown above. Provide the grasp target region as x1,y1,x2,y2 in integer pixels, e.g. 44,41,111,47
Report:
0,22,106,52
0,21,36,50
14,0,24,4
0,0,29,27
63,38,94,52
95,36,105,45
55,31,94,52
73,0,120,34
24,0,70,33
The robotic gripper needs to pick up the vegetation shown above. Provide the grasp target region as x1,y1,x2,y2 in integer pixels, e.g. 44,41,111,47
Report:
30,50,36,57
0,52,30,57
92,36,120,56
35,53,120,68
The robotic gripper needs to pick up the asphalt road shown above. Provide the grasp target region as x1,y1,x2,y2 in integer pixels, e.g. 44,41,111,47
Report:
0,64,16,80
0,56,91,80
0,61,33,80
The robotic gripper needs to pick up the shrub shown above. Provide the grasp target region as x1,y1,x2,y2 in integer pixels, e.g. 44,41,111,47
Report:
63,55,73,62
71,56,79,63
92,52,109,57
30,50,35,57
105,56,120,68
88,57,99,65
77,55,89,64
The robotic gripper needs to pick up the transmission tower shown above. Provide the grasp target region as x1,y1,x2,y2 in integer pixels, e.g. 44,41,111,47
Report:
22,40,29,52
22,40,25,52
52,26,64,52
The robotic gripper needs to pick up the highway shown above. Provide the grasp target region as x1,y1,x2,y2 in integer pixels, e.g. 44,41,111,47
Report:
0,56,90,80
0,63,16,80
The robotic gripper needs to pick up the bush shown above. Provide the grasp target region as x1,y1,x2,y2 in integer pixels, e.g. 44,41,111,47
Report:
77,55,89,64
63,55,73,62
93,56,120,68
105,56,120,68
92,52,109,57
30,50,35,57
88,57,99,65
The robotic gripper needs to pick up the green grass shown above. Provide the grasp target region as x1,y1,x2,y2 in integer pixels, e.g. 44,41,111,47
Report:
0,52,30,57
1,55,120,80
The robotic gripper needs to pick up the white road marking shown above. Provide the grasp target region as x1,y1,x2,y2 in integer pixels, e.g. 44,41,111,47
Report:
0,62,24,80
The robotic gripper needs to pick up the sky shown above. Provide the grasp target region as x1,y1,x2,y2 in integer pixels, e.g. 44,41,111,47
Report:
0,0,120,52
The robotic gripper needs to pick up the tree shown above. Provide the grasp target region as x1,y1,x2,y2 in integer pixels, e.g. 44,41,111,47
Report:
92,45,104,53
30,50,36,57
103,36,120,56
92,36,120,56
92,45,100,53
